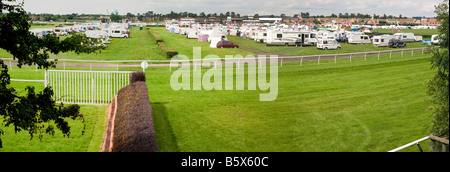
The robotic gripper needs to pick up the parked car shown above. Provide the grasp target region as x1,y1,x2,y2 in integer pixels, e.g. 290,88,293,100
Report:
388,39,406,48
217,40,239,48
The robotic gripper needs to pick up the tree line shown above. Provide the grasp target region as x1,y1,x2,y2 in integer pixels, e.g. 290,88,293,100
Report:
27,11,410,22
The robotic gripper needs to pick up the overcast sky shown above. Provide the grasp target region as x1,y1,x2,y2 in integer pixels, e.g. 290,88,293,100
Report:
21,0,442,17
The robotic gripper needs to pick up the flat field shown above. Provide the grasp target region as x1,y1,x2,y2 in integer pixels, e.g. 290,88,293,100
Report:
0,26,438,152
148,52,435,152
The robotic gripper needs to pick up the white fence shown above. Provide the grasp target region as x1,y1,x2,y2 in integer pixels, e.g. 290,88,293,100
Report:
45,70,132,105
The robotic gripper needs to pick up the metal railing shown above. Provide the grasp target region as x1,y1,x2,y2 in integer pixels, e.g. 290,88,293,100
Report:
389,134,449,152
45,70,132,105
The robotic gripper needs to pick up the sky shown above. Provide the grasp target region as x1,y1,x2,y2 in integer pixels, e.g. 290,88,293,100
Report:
20,0,442,17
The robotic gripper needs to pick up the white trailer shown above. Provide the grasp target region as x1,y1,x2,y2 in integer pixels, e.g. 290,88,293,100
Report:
373,35,395,47
394,33,415,43
254,30,267,43
348,34,371,44
431,34,440,45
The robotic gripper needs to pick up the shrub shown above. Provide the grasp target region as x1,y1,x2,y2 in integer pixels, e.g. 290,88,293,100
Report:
130,71,146,83
148,28,178,58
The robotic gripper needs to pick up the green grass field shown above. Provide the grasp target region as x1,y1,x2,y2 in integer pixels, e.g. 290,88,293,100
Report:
1,27,166,60
148,52,435,152
0,25,439,152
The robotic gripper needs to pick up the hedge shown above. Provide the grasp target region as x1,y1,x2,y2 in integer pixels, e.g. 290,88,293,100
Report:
111,80,158,152
148,28,178,58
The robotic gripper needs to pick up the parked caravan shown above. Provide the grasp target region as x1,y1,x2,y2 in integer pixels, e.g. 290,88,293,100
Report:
266,30,306,46
373,35,395,47
317,39,341,50
348,34,371,44
254,30,267,43
431,34,440,45
394,33,415,43
186,29,198,39
414,35,423,42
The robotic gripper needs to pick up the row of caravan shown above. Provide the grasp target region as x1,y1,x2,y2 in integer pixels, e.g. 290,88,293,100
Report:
166,24,229,48
29,22,131,48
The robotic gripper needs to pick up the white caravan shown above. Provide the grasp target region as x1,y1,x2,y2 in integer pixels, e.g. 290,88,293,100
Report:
254,30,267,43
317,39,341,50
394,33,415,43
372,35,395,47
186,28,199,39
431,34,440,45
348,34,371,44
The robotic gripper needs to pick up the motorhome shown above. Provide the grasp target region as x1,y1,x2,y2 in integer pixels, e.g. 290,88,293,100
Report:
394,33,415,43
108,29,129,38
372,35,395,47
348,34,371,44
317,39,341,50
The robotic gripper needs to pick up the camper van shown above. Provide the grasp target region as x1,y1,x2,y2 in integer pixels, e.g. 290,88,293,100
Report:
317,39,341,50
373,35,395,47
348,34,371,44
109,29,129,38
394,33,415,43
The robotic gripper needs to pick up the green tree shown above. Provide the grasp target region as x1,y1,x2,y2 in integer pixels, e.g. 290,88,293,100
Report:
110,12,122,22
0,0,101,148
427,0,449,152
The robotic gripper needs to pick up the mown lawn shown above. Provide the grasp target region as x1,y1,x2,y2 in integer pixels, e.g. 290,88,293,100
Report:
148,52,435,152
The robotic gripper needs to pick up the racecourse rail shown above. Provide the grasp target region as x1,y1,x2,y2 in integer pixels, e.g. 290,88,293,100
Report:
1,47,439,70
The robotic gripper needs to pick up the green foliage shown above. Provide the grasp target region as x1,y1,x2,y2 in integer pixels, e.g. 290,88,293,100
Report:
427,0,449,142
0,0,100,148
110,13,122,23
